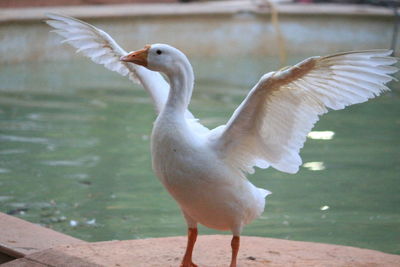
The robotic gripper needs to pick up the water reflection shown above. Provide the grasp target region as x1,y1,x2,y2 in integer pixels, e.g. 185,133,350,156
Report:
303,161,326,171
86,218,96,225
320,205,330,211
307,131,335,140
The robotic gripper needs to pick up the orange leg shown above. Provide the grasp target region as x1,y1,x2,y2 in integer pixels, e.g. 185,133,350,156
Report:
180,228,198,267
230,236,240,267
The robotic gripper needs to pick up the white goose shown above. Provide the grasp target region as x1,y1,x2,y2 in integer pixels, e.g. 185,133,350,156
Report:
46,14,398,267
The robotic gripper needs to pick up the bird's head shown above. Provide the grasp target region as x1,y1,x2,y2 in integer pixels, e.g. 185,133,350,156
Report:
120,44,187,75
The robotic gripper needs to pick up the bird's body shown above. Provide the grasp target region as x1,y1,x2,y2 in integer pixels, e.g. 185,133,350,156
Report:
149,46,269,234
46,13,398,267
152,108,267,233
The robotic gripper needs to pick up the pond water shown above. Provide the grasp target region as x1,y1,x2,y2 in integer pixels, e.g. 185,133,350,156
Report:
0,59,399,255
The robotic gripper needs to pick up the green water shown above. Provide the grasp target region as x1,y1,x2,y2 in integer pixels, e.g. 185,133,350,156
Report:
0,60,399,255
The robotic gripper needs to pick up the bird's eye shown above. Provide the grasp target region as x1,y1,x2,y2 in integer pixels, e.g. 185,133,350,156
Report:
156,50,162,55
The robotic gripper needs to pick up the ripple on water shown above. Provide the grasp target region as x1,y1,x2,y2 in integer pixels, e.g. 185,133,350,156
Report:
0,168,11,174
0,120,49,131
0,95,87,110
69,138,99,148
41,155,100,167
0,134,49,144
7,202,27,208
27,112,105,122
0,149,27,155
0,196,13,202
64,173,89,179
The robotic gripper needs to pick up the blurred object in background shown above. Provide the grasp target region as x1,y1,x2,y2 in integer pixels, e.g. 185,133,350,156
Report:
293,0,399,55
0,0,177,8
295,0,400,7
3,0,399,8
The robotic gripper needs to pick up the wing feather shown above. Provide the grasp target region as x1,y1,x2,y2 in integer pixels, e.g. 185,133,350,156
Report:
45,13,171,114
211,50,398,174
46,13,139,83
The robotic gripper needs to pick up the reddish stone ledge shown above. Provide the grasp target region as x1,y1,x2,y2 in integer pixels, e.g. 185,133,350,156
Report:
4,235,400,267
0,212,84,259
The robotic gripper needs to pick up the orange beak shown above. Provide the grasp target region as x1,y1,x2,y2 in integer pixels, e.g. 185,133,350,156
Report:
120,45,151,67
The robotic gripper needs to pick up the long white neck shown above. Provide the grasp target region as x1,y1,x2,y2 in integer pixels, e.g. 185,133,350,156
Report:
164,56,194,114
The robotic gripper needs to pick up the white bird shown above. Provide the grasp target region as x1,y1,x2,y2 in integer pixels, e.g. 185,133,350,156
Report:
46,13,398,267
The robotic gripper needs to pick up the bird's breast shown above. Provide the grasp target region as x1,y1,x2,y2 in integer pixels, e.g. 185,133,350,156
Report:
151,115,207,188
150,115,267,230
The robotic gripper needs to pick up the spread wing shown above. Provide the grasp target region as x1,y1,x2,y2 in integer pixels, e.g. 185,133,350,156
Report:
45,13,169,114
211,50,398,174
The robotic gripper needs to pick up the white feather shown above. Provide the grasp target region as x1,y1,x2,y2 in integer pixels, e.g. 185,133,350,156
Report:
211,50,398,174
45,13,171,114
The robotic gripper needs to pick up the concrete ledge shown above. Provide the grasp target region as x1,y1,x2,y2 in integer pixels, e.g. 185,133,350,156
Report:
0,1,397,23
3,235,400,266
0,213,85,260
